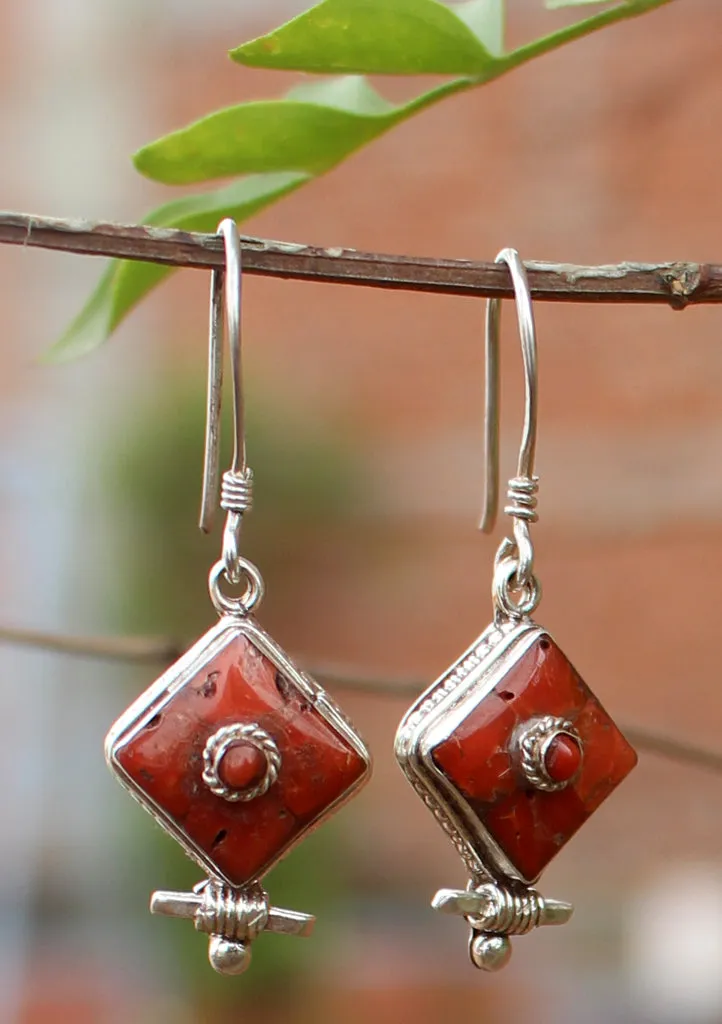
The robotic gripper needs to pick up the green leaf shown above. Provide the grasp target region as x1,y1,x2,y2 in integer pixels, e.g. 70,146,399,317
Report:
133,76,464,185
48,172,308,361
231,0,504,76
111,172,308,325
287,74,396,114
232,0,670,76
44,266,117,362
60,0,672,358
455,0,505,55
136,0,671,189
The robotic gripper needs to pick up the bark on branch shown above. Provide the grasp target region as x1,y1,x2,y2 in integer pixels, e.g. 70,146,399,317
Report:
1,211,719,307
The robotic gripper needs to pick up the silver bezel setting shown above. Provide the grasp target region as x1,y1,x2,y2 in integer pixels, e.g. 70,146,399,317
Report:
395,617,548,885
515,715,581,792
202,722,282,802
106,615,371,888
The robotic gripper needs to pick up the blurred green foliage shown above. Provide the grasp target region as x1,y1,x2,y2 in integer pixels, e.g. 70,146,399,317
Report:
109,371,360,637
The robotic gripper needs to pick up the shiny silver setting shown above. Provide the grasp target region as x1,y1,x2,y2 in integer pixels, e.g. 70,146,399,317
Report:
106,219,371,977
515,714,581,792
105,614,371,888
394,249,576,969
433,881,573,971
151,880,314,976
434,882,573,935
208,557,264,617
202,722,282,803
396,616,547,885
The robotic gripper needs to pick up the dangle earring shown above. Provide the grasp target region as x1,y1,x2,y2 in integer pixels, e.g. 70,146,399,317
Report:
395,249,637,971
105,220,371,976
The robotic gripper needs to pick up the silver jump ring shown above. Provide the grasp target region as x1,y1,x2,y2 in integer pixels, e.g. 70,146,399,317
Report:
493,557,541,619
209,558,264,616
494,535,531,587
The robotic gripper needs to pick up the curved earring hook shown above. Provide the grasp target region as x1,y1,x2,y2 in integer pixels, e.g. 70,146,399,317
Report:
200,218,248,534
479,248,538,535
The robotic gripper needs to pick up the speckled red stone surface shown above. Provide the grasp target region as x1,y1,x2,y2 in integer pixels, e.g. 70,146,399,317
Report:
432,635,637,882
219,743,268,791
113,632,367,887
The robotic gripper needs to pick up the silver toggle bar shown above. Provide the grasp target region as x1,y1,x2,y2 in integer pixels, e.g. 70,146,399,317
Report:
150,880,315,975
432,881,573,972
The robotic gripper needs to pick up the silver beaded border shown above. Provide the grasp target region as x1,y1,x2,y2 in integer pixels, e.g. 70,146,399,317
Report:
202,723,281,802
516,715,581,793
395,618,539,883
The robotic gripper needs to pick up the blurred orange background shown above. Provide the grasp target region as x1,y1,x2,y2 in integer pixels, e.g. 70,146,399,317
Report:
0,2,721,1022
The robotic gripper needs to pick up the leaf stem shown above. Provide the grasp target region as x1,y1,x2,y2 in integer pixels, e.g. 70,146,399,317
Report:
498,0,674,78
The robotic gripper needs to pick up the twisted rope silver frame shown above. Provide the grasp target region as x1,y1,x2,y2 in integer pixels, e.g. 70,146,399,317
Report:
517,715,581,793
202,722,281,802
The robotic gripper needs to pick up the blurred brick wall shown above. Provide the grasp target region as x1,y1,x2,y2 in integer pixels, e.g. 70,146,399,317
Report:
3,1,722,1017
139,0,722,907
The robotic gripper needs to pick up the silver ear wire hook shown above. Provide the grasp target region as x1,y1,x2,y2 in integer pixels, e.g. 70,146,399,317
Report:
480,249,541,617
200,220,262,610
200,218,248,535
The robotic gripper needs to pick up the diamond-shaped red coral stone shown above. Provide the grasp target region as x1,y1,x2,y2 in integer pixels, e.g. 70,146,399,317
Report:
432,635,637,882
113,633,367,887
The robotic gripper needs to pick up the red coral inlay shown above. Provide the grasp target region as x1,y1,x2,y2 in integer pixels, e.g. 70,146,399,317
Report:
114,633,367,886
432,636,637,882
544,733,583,785
219,743,268,791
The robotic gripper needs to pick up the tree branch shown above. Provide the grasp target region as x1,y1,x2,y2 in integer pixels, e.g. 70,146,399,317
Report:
1,621,720,777
1,211,719,307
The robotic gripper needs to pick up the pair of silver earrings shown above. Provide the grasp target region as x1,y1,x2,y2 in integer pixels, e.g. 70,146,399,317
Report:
105,222,637,976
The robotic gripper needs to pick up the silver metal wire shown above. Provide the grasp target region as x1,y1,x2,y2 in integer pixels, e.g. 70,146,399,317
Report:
198,219,263,601
465,885,545,937
208,558,264,617
504,476,539,523
193,882,269,943
480,249,539,535
492,554,541,619
220,467,254,513
479,249,541,605
200,219,251,534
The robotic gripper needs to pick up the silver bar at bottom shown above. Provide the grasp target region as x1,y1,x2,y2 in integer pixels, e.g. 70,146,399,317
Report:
267,907,315,938
150,891,198,919
150,889,315,937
